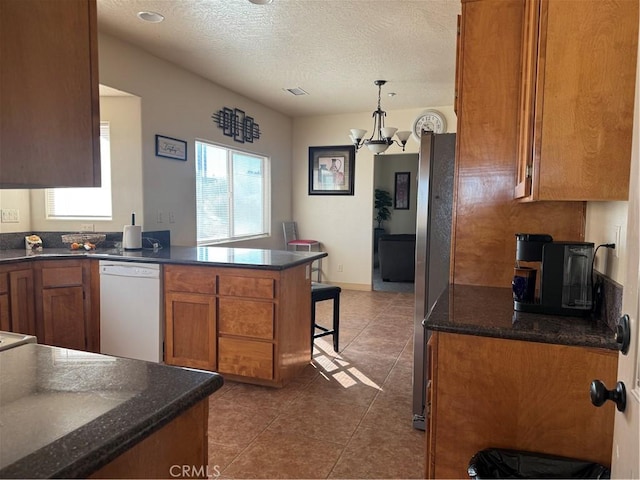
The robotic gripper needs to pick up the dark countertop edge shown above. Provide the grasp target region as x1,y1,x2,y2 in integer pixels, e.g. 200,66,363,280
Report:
0,372,224,479
422,286,619,351
0,248,328,271
425,322,619,351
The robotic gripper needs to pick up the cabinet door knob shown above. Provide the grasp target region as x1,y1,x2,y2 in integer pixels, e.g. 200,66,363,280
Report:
590,380,626,412
615,314,631,355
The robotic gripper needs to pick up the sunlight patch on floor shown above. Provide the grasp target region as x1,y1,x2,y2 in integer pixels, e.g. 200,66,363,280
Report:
312,339,382,391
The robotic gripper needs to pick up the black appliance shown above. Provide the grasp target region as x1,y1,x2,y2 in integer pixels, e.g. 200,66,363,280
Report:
513,233,594,316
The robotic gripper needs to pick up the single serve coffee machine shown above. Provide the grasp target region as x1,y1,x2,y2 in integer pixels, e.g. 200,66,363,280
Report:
513,233,594,316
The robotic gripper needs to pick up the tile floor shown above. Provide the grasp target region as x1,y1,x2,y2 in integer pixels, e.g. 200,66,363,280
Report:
208,289,424,479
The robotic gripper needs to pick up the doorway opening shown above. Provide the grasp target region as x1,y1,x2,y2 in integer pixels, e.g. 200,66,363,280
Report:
372,152,418,293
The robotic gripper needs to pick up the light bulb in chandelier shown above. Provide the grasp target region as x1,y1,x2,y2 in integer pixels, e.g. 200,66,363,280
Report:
349,80,411,154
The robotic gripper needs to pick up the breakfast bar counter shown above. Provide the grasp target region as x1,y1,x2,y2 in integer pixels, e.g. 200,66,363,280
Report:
0,343,223,478
0,245,327,270
0,245,323,389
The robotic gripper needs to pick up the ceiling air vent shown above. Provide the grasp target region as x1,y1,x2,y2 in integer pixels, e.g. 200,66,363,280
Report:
284,87,308,96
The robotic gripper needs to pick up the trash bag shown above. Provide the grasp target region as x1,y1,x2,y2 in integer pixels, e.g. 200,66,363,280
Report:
468,448,610,479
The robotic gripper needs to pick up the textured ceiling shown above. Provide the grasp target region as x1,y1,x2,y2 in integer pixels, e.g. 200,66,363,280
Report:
97,0,461,117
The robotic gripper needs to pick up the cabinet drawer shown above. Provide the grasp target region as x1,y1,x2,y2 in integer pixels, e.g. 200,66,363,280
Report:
217,275,275,299
42,266,83,287
218,298,274,340
165,265,216,295
218,337,273,380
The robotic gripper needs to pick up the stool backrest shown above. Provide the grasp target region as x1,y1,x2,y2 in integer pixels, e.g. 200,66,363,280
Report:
282,221,299,248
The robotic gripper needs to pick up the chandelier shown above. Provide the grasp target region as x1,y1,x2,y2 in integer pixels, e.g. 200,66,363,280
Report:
350,80,411,154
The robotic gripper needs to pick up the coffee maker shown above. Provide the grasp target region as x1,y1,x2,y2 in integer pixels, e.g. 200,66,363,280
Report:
513,233,594,316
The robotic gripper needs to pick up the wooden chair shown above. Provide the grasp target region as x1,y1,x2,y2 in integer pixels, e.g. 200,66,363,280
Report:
282,221,322,281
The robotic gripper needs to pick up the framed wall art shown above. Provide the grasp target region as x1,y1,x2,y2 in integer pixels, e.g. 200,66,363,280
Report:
155,134,187,161
394,171,410,209
308,145,355,195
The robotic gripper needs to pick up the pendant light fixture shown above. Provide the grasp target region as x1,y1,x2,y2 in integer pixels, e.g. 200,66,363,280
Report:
350,80,412,154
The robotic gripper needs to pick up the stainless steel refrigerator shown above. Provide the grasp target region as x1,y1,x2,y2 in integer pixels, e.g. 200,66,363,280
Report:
412,132,456,430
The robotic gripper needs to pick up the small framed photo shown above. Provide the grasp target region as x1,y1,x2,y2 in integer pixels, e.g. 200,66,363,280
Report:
155,134,187,161
394,172,411,209
308,145,356,195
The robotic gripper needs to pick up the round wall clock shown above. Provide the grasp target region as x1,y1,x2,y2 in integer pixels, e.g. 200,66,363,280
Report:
412,110,447,140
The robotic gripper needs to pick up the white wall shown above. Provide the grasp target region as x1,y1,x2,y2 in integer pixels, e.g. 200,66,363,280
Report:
98,33,293,248
585,201,628,285
0,190,31,233
374,153,419,234
292,106,456,289
29,95,144,233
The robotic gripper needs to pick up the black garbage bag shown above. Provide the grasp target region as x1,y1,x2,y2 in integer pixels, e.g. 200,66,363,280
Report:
468,448,610,479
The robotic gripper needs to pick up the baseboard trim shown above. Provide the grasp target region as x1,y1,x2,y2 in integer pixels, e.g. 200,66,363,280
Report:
328,281,372,292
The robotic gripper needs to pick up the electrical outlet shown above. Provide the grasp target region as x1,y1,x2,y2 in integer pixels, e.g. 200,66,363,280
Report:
614,225,621,258
337,264,343,272
169,211,176,224
157,210,164,223
1,209,19,223
80,223,94,232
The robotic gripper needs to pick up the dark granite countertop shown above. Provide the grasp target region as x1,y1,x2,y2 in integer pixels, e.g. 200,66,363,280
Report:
0,246,327,270
424,285,618,350
0,343,224,478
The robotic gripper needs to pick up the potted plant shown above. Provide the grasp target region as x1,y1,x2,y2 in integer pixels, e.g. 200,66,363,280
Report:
374,188,392,229
374,189,392,259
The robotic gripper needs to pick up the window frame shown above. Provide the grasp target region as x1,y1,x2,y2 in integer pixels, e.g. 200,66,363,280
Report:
45,121,113,221
195,139,271,246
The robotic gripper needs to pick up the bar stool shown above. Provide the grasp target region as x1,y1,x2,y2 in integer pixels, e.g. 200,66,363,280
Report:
283,221,322,282
311,282,341,352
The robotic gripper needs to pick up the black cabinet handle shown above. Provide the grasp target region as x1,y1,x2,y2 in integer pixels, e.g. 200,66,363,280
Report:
615,314,631,355
590,379,626,412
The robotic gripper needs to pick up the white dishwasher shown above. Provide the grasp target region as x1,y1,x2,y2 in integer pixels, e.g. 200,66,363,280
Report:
99,260,162,363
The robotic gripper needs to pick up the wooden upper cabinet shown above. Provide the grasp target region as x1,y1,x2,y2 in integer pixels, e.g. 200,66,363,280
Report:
0,0,100,188
515,0,639,201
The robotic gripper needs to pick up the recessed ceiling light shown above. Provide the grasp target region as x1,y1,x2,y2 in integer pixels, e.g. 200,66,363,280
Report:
137,11,164,23
249,0,273,4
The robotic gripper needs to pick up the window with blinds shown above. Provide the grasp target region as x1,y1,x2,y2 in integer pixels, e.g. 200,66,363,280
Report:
45,122,112,219
196,140,270,245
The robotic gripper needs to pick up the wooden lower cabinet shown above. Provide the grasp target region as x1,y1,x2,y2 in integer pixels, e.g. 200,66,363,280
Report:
0,265,36,335
427,332,618,479
90,399,208,479
165,291,216,370
33,259,94,351
41,286,86,351
164,263,311,387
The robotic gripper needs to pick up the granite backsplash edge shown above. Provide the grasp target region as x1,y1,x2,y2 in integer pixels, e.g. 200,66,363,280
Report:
594,271,623,332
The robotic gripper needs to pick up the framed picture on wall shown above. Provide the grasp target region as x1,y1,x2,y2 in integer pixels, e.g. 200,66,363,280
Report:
394,172,410,209
155,134,187,161
308,145,356,195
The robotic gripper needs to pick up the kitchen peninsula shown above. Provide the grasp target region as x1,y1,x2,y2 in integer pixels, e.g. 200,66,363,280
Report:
0,342,223,478
423,285,619,479
0,246,326,387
